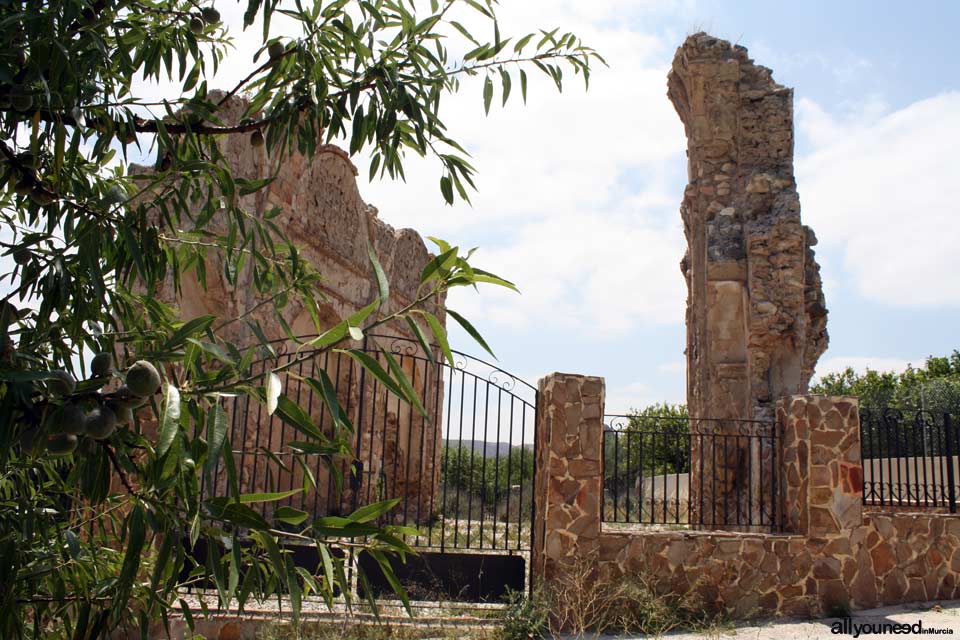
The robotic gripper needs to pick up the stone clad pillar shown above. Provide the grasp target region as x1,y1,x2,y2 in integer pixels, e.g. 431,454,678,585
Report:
531,373,605,583
777,395,863,536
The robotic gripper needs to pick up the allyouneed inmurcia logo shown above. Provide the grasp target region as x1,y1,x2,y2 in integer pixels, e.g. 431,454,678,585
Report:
831,617,955,637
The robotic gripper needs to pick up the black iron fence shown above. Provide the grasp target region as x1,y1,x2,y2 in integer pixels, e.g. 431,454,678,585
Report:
602,415,779,531
203,334,538,553
860,409,960,512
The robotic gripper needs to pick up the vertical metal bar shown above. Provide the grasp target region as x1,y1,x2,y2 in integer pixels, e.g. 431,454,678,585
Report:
613,428,620,521
945,413,957,514
770,422,782,531
321,351,338,515
649,430,656,523
413,355,430,544
674,428,681,524
479,380,491,549
465,376,479,549
439,365,455,552
861,412,870,505
518,399,528,552
423,356,443,546
758,431,765,527
662,428,668,524
492,388,503,547
351,338,368,515
504,395,514,544
529,395,538,598
453,370,466,549
746,434,755,526
698,431,705,528
936,415,948,507
613,427,628,522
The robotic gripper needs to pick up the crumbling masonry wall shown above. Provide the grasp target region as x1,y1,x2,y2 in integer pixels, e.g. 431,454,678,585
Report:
667,34,828,527
142,94,445,522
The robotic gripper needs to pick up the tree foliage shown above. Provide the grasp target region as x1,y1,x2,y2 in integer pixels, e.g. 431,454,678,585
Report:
811,351,960,417
0,0,601,637
604,403,690,493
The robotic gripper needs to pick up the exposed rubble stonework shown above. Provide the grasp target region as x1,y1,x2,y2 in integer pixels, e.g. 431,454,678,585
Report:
534,378,960,622
667,34,828,528
139,92,445,521
667,33,828,423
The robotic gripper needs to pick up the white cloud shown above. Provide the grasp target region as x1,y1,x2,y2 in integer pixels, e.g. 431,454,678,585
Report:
358,5,690,335
797,92,960,308
604,380,660,415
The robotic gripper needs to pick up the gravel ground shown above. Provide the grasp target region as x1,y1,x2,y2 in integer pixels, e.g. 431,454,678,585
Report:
604,600,960,639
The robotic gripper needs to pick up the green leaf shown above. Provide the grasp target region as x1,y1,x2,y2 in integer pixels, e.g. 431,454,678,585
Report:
439,175,453,205
417,311,454,367
266,372,282,415
447,309,496,359
306,370,354,433
204,403,228,475
404,316,435,363
380,348,426,416
520,68,528,103
500,69,512,106
341,349,407,402
163,315,215,350
275,506,310,526
483,75,494,115
207,488,301,506
347,498,401,524
367,243,389,309
369,549,411,616
206,501,272,531
156,383,181,457
251,530,287,590
275,395,324,440
420,247,458,286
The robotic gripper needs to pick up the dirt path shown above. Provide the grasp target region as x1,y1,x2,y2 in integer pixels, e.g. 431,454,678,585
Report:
607,600,960,639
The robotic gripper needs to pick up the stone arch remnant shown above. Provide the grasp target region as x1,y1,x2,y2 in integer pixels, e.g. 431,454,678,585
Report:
667,34,828,528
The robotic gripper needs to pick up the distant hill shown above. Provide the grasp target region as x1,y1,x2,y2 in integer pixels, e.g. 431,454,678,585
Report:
442,439,534,459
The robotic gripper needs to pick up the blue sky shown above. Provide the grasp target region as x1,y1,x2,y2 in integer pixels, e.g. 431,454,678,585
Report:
7,1,956,417
355,0,960,414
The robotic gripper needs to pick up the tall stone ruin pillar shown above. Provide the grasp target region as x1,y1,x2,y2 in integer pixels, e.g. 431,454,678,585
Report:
667,34,828,528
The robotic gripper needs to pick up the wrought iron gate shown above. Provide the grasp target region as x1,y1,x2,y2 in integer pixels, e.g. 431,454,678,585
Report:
206,333,538,600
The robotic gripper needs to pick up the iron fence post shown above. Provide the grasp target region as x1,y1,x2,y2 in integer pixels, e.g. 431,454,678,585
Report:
945,413,957,514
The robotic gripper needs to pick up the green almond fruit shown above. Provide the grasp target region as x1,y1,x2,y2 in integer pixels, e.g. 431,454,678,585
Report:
268,41,284,60
85,405,117,439
126,360,161,397
48,433,78,456
250,130,265,147
201,7,220,24
12,248,31,264
48,370,76,396
90,352,113,377
59,402,87,435
189,16,204,35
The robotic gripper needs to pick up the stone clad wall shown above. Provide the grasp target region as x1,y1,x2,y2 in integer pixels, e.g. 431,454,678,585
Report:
533,378,960,621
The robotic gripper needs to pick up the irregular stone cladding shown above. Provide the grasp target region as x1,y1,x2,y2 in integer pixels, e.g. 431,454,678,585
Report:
667,33,828,529
135,92,445,521
534,382,960,623
532,373,604,582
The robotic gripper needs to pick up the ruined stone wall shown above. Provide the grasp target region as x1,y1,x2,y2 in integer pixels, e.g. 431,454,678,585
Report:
141,94,445,522
667,34,828,528
533,375,960,623
667,33,828,423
